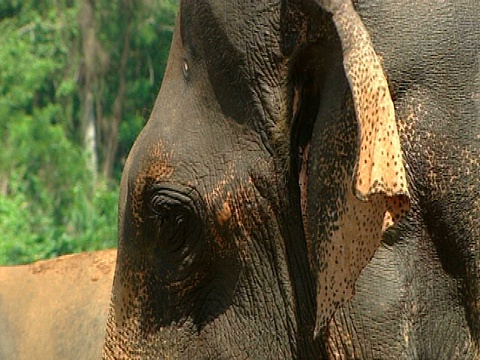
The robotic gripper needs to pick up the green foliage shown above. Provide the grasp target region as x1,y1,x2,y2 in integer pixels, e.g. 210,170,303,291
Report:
0,0,178,265
0,100,119,265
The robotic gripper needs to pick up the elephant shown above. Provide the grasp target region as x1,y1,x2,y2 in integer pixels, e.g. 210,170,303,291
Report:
0,249,115,360
104,0,479,358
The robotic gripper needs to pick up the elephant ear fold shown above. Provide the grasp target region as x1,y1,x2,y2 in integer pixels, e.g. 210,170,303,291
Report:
311,0,411,335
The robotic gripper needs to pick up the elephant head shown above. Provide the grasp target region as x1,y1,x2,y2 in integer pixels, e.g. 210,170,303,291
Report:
103,0,410,358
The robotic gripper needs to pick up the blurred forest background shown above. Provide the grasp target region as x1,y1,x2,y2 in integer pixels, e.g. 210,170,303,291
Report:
0,0,179,265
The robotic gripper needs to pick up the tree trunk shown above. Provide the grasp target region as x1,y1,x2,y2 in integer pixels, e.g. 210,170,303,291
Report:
83,88,98,179
100,15,131,179
79,0,99,179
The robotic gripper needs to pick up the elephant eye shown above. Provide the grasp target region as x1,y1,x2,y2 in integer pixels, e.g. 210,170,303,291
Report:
147,185,203,254
150,195,188,252
182,57,190,81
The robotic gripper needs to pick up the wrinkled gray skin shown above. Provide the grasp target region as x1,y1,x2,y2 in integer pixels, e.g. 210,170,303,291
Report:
104,0,479,358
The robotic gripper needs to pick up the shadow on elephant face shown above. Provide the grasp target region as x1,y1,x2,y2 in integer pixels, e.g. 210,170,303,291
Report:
104,1,411,358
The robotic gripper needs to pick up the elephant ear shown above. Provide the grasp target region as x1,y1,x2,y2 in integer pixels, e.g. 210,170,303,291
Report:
308,0,411,335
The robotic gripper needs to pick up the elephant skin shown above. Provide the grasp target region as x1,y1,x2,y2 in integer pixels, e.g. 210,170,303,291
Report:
0,249,115,360
104,0,479,358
